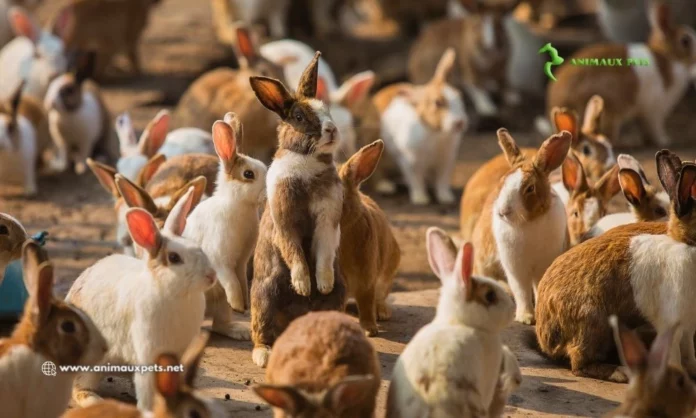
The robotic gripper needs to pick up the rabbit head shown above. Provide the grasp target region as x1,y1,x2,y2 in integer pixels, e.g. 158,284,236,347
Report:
253,375,377,418
0,81,25,151
250,51,340,157
43,50,96,113
608,316,696,418
426,227,514,331
233,25,285,81
562,152,621,246
116,110,171,181
617,154,670,222
0,212,29,270
646,1,696,68
124,187,216,295
11,240,108,366
458,0,517,61
655,150,696,243
494,129,572,225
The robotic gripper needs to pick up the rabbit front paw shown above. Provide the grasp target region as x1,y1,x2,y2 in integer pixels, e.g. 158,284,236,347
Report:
377,301,392,321
291,263,311,297
252,345,272,368
435,187,456,204
316,265,335,295
607,366,629,383
213,321,251,341
410,189,431,205
515,311,536,325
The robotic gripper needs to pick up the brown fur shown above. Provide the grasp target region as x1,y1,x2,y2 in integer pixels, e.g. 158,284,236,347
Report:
338,140,400,336
255,311,381,418
0,213,28,267
616,160,669,222
145,154,218,200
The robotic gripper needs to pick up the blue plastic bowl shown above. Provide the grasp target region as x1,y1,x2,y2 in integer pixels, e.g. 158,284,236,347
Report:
0,232,48,319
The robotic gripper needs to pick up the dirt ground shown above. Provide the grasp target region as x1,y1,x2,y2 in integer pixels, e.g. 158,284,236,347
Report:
3,0,696,416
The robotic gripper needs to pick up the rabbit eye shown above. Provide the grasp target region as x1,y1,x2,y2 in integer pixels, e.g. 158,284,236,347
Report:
243,170,255,180
295,110,304,122
525,184,535,194
572,210,579,218
435,98,447,108
168,252,183,265
485,290,497,304
0,225,8,235
188,409,202,418
582,144,592,156
676,374,686,388
655,207,667,217
681,34,692,50
60,320,76,334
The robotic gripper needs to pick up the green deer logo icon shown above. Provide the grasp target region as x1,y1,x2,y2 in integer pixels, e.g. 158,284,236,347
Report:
539,43,564,82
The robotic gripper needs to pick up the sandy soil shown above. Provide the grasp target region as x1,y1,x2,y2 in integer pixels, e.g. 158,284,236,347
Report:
3,0,696,416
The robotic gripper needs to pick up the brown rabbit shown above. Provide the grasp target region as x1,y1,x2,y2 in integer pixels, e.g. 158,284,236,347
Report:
249,52,346,368
602,316,696,418
0,212,29,286
338,139,400,337
547,1,696,147
60,331,227,418
173,25,285,163
460,97,614,240
253,311,380,418
144,153,219,200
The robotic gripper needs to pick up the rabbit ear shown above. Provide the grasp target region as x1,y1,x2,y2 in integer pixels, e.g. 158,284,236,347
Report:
74,50,97,85
581,95,604,136
296,51,321,99
250,76,295,118
8,7,40,43
51,4,75,42
181,331,209,387
331,71,375,108
139,110,170,158
341,140,384,186
535,131,572,175
648,321,680,382
166,176,207,214
609,315,648,378
86,159,120,198
431,48,456,86
316,77,330,104
619,168,647,207
497,128,524,166
136,153,166,188
456,242,475,296
115,112,138,152
551,108,580,146
649,0,674,36
125,208,162,258
426,227,458,282
617,154,649,184
595,164,622,203
253,385,308,415
155,353,182,398
115,174,158,215
562,152,588,193
163,186,195,237
234,25,258,66
655,149,682,199
212,120,238,174
675,164,696,217
22,240,53,325
326,375,376,411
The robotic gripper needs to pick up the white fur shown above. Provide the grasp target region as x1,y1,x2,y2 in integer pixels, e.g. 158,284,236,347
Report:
582,197,601,229
226,0,290,37
0,213,26,285
551,181,569,205
629,234,696,375
66,204,216,411
259,40,338,91
267,152,326,209
380,85,467,205
481,14,496,51
585,212,638,239
0,114,38,195
493,169,567,323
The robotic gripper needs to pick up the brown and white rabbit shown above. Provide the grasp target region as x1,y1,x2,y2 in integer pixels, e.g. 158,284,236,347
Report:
602,316,696,418
253,311,380,418
249,52,346,368
66,188,216,410
585,154,670,240
408,1,521,118
211,0,289,42
60,331,228,418
43,50,118,175
144,153,219,202
173,25,285,163
535,150,696,381
547,1,696,147
561,151,621,247
460,97,614,240
471,129,571,324
338,139,400,337
0,212,28,287
0,240,108,418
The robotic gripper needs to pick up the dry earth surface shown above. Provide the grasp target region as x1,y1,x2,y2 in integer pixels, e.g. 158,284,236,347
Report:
3,0,696,417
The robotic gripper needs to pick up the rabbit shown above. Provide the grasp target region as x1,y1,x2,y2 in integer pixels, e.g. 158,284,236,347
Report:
253,311,381,418
0,240,108,418
43,51,119,175
471,129,572,324
115,109,216,182
144,153,219,202
338,139,400,337
182,114,267,341
249,51,346,368
0,5,72,101
60,331,228,418
49,0,161,78
211,0,290,42
585,154,670,240
460,96,614,240
173,25,286,164
547,1,696,148
386,228,515,418
0,81,39,196
0,0,42,49
373,47,468,205
561,151,621,247
408,1,521,118
488,345,522,418
602,316,696,418
0,212,28,288
534,150,696,382
65,188,217,410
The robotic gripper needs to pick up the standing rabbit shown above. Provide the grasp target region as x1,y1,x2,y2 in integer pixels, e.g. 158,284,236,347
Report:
66,188,217,410
249,52,346,368
0,240,108,418
602,316,696,418
373,48,468,205
535,150,696,381
182,114,267,340
0,81,38,196
0,212,28,287
338,139,400,336
547,1,696,147
386,228,515,418
253,311,381,418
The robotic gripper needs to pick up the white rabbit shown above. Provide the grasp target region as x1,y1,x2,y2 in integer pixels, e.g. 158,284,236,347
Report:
116,109,215,181
386,228,515,418
0,81,38,196
374,47,467,205
65,187,217,411
183,114,266,340
0,6,72,101
0,0,42,48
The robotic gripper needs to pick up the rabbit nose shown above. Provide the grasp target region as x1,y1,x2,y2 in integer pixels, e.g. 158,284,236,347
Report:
323,123,337,136
453,119,466,131
205,271,217,286
498,209,511,218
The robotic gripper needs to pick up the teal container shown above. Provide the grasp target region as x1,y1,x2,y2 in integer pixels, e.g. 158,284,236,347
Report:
0,232,48,319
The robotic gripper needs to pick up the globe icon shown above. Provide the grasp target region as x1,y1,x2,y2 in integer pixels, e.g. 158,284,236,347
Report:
41,361,57,376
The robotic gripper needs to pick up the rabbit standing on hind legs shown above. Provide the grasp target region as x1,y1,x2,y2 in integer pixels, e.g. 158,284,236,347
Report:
249,52,346,368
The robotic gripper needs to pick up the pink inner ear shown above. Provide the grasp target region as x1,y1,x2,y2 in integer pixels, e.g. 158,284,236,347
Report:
345,76,373,106
126,210,159,253
212,121,237,162
316,77,329,103
461,242,474,282
52,6,74,41
10,9,38,42
146,113,170,156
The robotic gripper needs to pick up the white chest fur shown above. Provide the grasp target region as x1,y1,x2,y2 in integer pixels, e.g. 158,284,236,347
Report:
266,152,330,209
49,92,103,147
